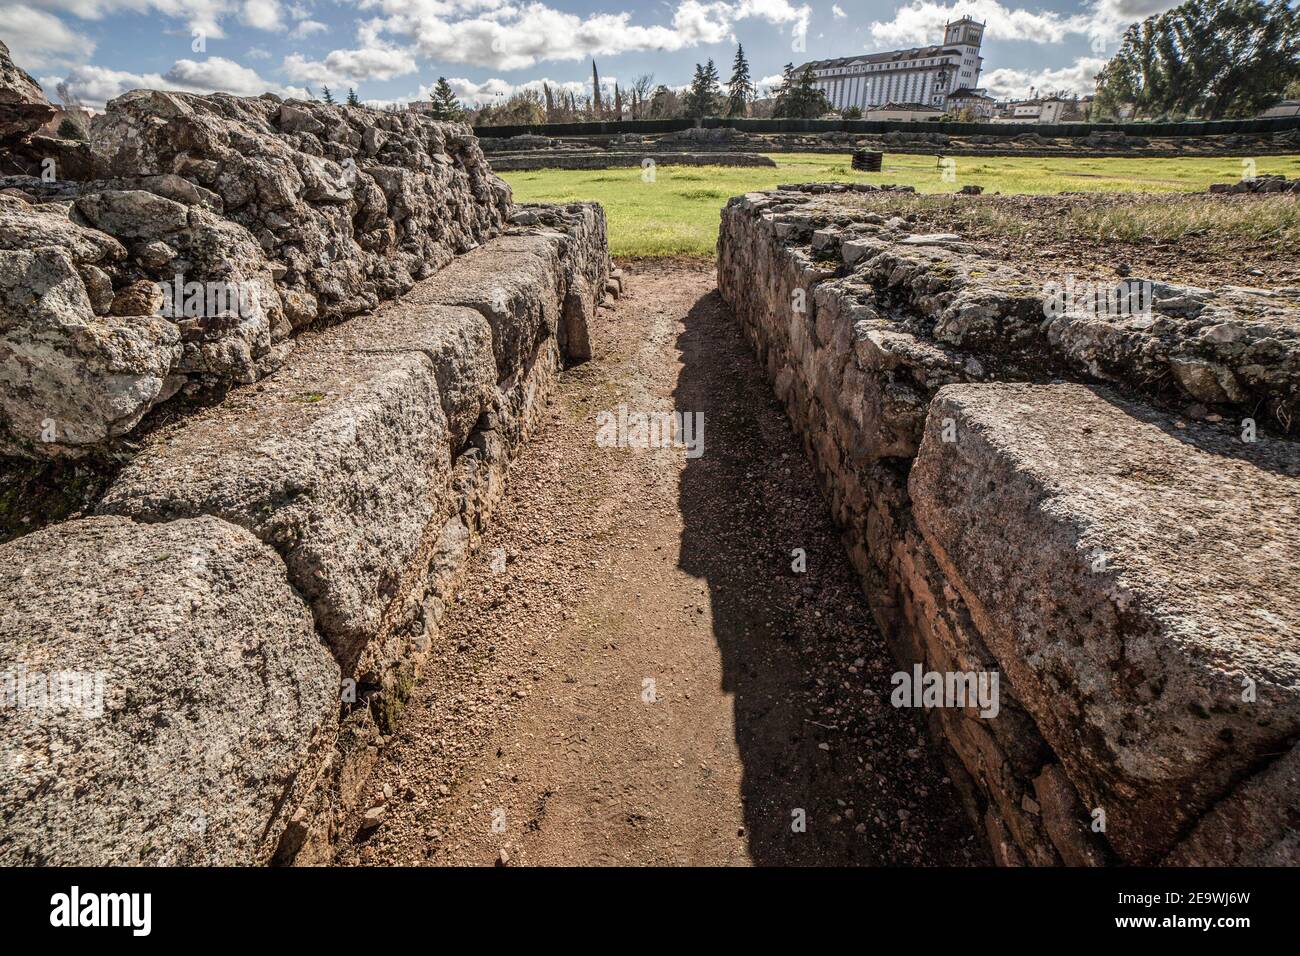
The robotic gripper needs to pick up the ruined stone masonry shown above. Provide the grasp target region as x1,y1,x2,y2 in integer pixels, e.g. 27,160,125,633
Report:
717,185,1300,866
0,59,610,864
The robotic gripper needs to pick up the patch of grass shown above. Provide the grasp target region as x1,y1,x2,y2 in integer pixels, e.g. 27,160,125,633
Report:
501,152,1300,257
1067,199,1300,243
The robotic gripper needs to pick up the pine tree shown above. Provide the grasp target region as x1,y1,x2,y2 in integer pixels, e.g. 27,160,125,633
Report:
726,44,754,118
346,88,359,107
592,60,603,115
429,77,465,121
685,60,722,118
793,66,831,118
321,86,335,105
703,59,721,114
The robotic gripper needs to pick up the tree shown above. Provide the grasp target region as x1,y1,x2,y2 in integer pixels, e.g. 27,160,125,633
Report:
771,63,794,116
592,60,603,115
1094,0,1300,120
57,118,86,140
647,84,682,119
841,106,863,119
474,89,545,127
684,59,722,118
630,73,655,119
614,83,623,120
726,44,755,117
1287,78,1300,99
428,77,466,121
774,65,832,118
346,88,360,107
543,82,555,121
321,86,335,105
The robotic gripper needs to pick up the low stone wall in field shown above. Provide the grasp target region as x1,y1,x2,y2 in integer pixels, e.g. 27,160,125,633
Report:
717,185,1300,866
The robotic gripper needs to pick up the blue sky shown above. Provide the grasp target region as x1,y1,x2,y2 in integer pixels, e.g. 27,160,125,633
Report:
2,0,1185,110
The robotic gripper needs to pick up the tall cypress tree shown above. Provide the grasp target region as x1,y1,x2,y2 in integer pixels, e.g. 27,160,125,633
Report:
726,44,755,117
592,60,603,115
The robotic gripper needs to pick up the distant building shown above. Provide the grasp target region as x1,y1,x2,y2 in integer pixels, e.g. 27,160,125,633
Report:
1038,97,1068,123
867,102,945,122
1261,99,1300,118
797,17,985,115
991,96,1075,124
944,87,996,119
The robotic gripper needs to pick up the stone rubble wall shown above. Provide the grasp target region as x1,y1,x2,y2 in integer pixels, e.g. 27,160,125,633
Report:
0,84,511,460
0,83,610,863
717,186,1300,866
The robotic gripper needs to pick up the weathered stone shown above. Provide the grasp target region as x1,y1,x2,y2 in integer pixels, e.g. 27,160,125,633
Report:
0,40,54,145
1166,742,1300,865
99,332,455,670
1033,764,1107,867
0,237,180,456
0,515,339,865
718,186,1300,869
910,382,1300,863
0,187,286,456
0,86,518,459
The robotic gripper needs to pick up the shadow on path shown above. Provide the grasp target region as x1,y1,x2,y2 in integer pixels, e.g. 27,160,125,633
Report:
673,287,985,865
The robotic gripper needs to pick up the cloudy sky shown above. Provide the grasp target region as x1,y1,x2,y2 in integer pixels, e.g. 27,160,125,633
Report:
3,0,1183,111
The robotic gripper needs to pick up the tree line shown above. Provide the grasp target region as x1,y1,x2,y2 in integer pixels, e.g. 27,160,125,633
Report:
1093,0,1299,120
459,46,838,127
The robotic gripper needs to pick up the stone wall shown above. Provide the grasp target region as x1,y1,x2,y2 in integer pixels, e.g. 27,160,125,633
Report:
0,82,510,460
717,186,1300,865
0,78,610,864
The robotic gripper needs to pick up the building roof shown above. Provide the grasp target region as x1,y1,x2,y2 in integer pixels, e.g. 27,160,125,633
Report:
946,87,993,100
798,45,966,72
873,102,944,113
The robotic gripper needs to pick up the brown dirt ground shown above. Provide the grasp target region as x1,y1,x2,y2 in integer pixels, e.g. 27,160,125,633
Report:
334,260,986,867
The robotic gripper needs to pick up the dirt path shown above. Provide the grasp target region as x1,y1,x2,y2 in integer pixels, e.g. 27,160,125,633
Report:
336,261,985,867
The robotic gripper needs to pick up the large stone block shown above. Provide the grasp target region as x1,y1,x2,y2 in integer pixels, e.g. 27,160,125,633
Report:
98,326,456,669
909,382,1300,863
0,515,338,865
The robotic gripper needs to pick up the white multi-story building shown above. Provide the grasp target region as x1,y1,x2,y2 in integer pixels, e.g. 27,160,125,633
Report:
798,17,985,114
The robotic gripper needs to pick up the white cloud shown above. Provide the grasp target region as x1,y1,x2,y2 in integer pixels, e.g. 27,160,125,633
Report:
866,0,1183,55
291,18,328,36
0,6,96,71
349,0,812,71
981,56,1108,98
28,0,234,39
444,75,593,104
283,45,419,83
832,3,845,18
240,0,283,29
44,55,308,109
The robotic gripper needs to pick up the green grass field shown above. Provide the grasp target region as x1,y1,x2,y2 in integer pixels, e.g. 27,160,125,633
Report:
501,151,1300,257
